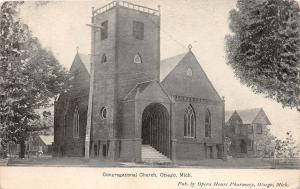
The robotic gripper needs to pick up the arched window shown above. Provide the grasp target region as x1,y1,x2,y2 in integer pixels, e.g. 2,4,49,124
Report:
73,106,80,138
101,54,107,63
100,107,107,119
184,105,196,138
134,53,142,64
205,109,211,137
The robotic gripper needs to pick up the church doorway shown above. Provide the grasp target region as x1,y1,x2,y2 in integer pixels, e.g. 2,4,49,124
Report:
142,103,171,158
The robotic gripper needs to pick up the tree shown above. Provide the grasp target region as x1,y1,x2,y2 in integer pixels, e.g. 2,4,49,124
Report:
255,126,276,158
0,2,70,158
225,0,300,111
274,131,298,159
30,111,54,136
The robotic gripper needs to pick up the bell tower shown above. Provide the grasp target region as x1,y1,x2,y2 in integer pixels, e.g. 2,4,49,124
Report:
85,1,160,160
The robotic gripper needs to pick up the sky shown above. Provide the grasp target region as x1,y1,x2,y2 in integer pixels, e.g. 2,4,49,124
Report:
19,0,299,140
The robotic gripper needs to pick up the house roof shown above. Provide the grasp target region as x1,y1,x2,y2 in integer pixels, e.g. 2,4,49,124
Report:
230,108,271,125
39,135,54,146
160,53,186,81
237,108,262,124
225,110,235,123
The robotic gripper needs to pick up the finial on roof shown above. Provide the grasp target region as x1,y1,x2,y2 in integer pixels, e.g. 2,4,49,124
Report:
188,44,192,51
158,5,161,11
76,46,79,53
92,6,95,16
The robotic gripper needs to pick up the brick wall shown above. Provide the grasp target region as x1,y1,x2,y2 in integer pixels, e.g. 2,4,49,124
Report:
173,99,223,160
116,7,160,100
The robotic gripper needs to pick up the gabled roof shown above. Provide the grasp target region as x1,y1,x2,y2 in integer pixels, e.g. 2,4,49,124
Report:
124,80,173,103
78,53,90,74
237,108,262,124
69,53,91,75
39,135,54,146
236,108,271,125
160,51,222,101
124,80,153,101
225,110,235,122
160,53,186,81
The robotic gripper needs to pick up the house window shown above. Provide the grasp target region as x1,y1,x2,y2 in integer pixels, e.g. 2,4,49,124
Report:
100,107,107,119
133,53,142,64
256,124,262,134
101,21,108,40
101,54,107,63
73,106,80,138
133,21,144,40
205,109,211,137
184,105,196,138
248,125,253,134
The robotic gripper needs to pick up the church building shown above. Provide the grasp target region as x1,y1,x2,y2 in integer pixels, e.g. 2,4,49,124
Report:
53,1,225,163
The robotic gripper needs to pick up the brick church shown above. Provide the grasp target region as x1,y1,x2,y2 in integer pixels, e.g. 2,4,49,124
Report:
53,1,225,163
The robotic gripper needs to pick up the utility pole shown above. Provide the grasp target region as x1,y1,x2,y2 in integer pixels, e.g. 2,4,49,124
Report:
85,7,100,159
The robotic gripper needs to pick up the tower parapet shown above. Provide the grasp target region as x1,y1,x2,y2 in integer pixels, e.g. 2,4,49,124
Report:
93,1,160,17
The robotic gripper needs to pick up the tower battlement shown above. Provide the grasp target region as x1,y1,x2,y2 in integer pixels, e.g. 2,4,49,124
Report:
93,1,160,17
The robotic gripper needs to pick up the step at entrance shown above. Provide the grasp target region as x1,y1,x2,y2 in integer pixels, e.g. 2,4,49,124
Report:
142,145,172,163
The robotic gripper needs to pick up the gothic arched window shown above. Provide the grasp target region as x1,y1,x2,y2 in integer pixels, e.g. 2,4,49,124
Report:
73,106,80,138
134,53,142,64
205,109,211,137
184,105,196,138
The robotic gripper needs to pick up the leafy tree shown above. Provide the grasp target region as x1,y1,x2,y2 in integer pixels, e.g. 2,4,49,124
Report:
225,0,300,111
0,2,70,158
255,126,276,157
274,131,298,159
31,111,54,136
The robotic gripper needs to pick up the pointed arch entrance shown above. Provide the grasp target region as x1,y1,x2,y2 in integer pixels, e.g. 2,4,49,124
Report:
142,103,171,158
